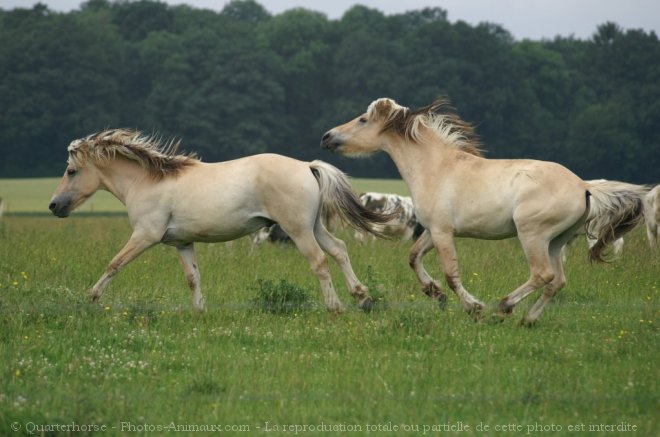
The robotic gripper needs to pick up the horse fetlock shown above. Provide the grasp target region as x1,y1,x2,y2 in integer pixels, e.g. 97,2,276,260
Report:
327,302,345,314
498,297,514,315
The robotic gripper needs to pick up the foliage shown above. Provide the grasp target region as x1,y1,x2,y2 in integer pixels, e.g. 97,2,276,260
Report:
252,278,313,314
0,1,658,182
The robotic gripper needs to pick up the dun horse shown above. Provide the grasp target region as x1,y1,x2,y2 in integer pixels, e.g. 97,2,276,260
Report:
49,129,392,312
322,98,647,325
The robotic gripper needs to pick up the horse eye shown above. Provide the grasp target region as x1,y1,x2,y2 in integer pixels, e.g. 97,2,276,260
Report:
66,168,77,176
358,117,368,124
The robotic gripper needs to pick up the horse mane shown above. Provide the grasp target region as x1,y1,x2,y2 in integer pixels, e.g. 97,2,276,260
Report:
366,97,483,156
67,129,199,180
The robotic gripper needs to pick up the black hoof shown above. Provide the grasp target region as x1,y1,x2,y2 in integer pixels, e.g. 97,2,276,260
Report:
438,293,448,310
359,296,374,313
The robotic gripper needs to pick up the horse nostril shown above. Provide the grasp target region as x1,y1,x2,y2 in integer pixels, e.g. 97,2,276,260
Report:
49,202,56,211
322,132,331,141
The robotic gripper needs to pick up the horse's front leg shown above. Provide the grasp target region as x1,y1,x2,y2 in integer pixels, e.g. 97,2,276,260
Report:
176,244,205,312
431,232,485,315
408,229,447,308
91,233,156,303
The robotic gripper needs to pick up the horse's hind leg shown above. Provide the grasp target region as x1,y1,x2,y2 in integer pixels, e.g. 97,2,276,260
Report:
521,240,566,326
313,221,372,311
409,229,447,307
289,229,345,313
177,244,205,312
498,234,554,315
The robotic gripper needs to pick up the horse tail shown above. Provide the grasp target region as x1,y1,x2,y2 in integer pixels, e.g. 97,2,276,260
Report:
585,180,648,263
308,160,398,238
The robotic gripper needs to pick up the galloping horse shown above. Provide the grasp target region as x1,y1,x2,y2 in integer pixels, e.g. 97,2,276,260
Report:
321,98,648,325
49,129,393,312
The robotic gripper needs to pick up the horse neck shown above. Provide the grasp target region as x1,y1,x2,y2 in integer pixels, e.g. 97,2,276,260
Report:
384,137,448,200
98,157,152,205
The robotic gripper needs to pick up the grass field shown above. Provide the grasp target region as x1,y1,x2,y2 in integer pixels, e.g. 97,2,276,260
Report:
0,179,658,435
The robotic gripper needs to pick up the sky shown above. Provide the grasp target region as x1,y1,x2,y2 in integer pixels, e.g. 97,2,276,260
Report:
1,0,659,41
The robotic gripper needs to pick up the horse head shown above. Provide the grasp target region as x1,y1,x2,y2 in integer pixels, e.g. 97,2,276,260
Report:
48,138,103,217
321,98,406,157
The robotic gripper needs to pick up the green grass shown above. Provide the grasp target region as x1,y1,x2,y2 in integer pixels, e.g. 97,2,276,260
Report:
0,213,657,435
0,175,658,433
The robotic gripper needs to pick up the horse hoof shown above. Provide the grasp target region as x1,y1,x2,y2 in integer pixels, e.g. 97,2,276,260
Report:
467,305,484,321
359,296,374,313
437,293,448,310
520,318,538,328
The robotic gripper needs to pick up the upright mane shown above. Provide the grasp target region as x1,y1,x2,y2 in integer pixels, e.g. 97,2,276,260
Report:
67,129,199,179
366,97,483,156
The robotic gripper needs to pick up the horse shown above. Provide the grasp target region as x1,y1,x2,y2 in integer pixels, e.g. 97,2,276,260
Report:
49,129,394,313
355,192,424,242
645,184,660,248
321,97,648,325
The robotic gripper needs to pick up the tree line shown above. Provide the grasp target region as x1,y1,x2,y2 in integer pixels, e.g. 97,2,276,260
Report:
1,0,658,183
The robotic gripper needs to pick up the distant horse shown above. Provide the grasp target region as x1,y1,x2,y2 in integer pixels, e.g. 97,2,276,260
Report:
355,192,424,241
49,129,393,312
645,184,660,248
321,98,648,325
251,223,292,245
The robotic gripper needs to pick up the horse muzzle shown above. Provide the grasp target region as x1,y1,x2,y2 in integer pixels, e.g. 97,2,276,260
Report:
320,131,343,152
48,196,72,218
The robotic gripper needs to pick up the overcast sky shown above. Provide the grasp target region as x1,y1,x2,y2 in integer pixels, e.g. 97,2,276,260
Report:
2,0,658,41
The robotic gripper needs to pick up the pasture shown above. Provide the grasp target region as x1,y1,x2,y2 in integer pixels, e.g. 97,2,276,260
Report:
0,178,658,435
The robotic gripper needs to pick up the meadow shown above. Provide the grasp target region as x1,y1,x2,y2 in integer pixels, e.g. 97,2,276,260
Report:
0,178,657,435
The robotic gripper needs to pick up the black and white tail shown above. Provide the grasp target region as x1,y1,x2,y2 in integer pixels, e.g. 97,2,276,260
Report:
586,180,648,262
309,160,398,238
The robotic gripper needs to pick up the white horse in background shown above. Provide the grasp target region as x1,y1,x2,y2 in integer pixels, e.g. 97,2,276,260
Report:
354,192,424,241
645,184,660,248
322,97,648,325
49,129,394,312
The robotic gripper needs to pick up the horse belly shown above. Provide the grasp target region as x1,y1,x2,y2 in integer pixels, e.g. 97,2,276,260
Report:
454,216,517,239
162,209,268,244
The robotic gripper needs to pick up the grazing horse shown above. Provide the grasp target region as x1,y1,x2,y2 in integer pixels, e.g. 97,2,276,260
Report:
49,129,393,312
321,98,648,325
645,184,660,248
355,192,424,241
